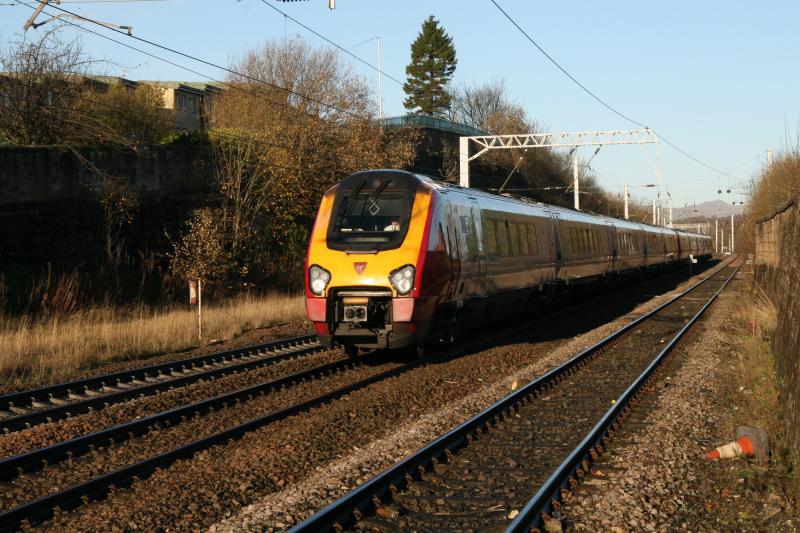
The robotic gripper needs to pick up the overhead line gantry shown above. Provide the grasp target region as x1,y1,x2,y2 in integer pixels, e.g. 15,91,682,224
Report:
459,128,661,216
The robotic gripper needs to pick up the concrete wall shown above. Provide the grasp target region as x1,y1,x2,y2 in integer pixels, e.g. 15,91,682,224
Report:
0,145,211,205
754,195,800,466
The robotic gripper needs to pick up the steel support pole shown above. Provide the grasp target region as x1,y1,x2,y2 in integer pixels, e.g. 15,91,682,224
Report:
573,150,579,210
731,213,735,253
376,36,383,121
624,184,629,220
652,198,656,225
669,200,673,228
459,137,470,188
715,219,718,253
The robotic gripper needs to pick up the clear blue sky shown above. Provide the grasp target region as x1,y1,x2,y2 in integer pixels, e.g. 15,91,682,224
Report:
2,0,798,210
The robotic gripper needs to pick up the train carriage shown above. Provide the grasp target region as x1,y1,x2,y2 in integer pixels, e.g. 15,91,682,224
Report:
305,169,712,355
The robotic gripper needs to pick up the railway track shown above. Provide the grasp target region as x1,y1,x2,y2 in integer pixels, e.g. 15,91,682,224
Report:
0,261,725,531
290,260,739,533
0,335,322,433
0,353,414,531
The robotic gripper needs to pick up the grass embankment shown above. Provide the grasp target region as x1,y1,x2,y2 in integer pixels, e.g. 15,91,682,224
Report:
0,294,305,388
751,148,800,219
729,289,783,443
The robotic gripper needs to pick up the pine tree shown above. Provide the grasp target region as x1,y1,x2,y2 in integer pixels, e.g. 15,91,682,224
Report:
403,15,457,116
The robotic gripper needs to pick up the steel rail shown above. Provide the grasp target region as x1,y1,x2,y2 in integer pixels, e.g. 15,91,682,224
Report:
0,358,427,532
0,262,687,531
0,355,359,482
288,262,736,532
0,335,322,433
506,263,740,532
0,260,727,531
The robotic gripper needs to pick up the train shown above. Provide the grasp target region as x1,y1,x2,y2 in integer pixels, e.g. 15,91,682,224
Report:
305,169,712,356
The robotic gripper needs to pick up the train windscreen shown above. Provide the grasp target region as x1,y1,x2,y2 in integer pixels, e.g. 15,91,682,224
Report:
327,176,415,251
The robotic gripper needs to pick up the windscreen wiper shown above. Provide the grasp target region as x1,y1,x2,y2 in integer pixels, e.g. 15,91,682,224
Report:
340,179,367,221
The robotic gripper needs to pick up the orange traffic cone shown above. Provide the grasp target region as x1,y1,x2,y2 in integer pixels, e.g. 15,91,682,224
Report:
705,436,755,460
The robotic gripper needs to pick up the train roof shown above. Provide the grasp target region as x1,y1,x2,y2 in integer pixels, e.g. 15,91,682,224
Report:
345,170,710,240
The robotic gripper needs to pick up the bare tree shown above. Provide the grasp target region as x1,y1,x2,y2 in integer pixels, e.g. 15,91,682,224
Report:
0,27,164,150
207,37,419,286
97,178,139,268
451,80,528,134
0,27,99,145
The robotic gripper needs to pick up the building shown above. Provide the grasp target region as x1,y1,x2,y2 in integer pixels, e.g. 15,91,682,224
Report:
138,81,212,131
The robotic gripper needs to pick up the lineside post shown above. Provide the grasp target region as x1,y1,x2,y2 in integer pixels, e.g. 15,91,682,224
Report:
197,279,203,345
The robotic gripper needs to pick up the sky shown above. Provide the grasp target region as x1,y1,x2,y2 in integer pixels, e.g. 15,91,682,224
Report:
2,0,798,211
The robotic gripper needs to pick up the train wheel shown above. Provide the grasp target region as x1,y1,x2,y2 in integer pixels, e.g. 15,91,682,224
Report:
344,344,359,358
414,343,426,359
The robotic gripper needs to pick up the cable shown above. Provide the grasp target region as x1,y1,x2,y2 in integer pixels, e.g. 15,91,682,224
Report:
22,0,372,122
490,0,745,182
490,0,647,129
16,1,326,125
258,0,405,86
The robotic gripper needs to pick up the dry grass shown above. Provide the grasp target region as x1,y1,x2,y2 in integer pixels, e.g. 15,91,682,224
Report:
730,289,782,445
751,147,800,220
0,293,305,387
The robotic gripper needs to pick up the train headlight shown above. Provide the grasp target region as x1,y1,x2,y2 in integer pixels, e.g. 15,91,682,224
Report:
389,265,415,295
308,264,331,295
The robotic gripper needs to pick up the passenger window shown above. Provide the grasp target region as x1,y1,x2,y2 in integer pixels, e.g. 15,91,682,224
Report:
509,222,519,255
497,220,509,256
519,224,529,255
484,219,497,256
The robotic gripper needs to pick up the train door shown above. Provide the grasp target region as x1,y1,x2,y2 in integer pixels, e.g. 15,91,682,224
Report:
444,201,460,300
550,213,563,280
470,199,487,297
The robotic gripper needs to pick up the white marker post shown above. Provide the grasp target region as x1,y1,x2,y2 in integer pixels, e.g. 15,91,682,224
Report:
189,280,203,344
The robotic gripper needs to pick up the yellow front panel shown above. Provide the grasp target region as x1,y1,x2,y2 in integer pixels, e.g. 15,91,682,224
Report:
308,189,432,296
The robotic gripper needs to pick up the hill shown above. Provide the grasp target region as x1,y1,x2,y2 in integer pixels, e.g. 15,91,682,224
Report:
672,199,745,221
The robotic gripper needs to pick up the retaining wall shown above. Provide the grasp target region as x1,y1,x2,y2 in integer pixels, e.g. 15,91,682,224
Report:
0,145,210,205
753,195,800,466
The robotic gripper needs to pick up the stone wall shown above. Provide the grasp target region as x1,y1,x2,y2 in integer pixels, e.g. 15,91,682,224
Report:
0,145,211,205
753,195,800,464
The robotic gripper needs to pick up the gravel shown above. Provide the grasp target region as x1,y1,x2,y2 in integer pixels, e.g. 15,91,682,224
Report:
0,347,341,459
14,263,724,531
207,265,730,533
2,356,402,511
560,261,798,532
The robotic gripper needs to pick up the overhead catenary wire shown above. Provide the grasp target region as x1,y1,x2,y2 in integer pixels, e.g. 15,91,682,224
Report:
258,0,405,87
15,2,333,126
489,0,745,182
21,0,375,123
